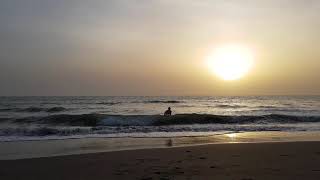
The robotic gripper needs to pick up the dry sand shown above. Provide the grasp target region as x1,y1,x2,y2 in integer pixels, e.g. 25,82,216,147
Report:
1,141,320,180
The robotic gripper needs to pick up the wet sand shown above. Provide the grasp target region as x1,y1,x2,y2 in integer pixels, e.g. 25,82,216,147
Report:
1,141,320,180
2,131,320,160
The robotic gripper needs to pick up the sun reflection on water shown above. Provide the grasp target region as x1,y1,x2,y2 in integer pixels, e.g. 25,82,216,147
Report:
225,133,238,141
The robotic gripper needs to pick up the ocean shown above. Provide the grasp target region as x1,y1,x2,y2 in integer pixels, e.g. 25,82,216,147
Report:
0,96,319,141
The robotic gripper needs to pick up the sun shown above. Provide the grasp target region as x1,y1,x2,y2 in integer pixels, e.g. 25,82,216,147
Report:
206,44,254,80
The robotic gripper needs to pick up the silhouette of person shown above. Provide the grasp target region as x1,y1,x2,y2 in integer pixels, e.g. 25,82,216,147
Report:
164,107,172,116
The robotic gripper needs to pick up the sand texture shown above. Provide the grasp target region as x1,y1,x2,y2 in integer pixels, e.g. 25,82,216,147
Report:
1,141,320,180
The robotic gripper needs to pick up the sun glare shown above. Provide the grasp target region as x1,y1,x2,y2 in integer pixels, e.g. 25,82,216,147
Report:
206,44,254,81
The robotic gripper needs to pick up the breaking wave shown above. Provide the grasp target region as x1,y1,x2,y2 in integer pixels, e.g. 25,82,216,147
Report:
1,114,320,138
9,113,320,127
0,125,300,137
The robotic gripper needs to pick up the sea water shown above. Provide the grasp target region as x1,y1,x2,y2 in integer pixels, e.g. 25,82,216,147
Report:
0,96,319,141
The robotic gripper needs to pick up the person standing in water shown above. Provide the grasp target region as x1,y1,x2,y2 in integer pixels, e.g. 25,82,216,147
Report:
164,107,172,116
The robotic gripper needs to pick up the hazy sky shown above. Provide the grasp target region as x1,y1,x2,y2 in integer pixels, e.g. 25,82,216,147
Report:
1,0,319,96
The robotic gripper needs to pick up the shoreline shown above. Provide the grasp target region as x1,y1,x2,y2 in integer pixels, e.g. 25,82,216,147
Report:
1,141,320,179
1,131,320,160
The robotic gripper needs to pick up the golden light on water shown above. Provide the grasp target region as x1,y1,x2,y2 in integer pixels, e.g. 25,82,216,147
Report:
226,133,237,138
206,44,254,81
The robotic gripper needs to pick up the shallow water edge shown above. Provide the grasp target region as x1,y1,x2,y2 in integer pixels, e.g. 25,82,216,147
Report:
1,131,320,160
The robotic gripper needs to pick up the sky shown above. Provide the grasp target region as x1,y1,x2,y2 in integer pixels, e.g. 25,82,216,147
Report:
0,0,319,96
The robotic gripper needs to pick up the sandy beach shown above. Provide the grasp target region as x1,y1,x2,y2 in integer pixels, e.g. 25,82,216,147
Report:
1,141,320,180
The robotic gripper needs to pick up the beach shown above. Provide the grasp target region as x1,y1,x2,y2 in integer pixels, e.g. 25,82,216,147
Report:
2,0,320,179
1,141,320,180
0,96,319,179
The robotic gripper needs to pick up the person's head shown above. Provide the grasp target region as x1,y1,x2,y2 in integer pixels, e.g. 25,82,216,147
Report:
168,107,171,110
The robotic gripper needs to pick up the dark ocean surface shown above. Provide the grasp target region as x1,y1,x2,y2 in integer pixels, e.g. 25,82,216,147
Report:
0,96,319,141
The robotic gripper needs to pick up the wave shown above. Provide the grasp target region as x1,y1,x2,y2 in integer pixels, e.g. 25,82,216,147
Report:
23,106,67,113
96,102,121,105
94,100,183,104
0,107,67,113
46,107,67,112
215,104,247,108
257,105,279,109
142,100,183,104
0,127,91,137
0,124,301,138
9,113,320,127
151,114,320,126
2,121,320,138
0,108,14,112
